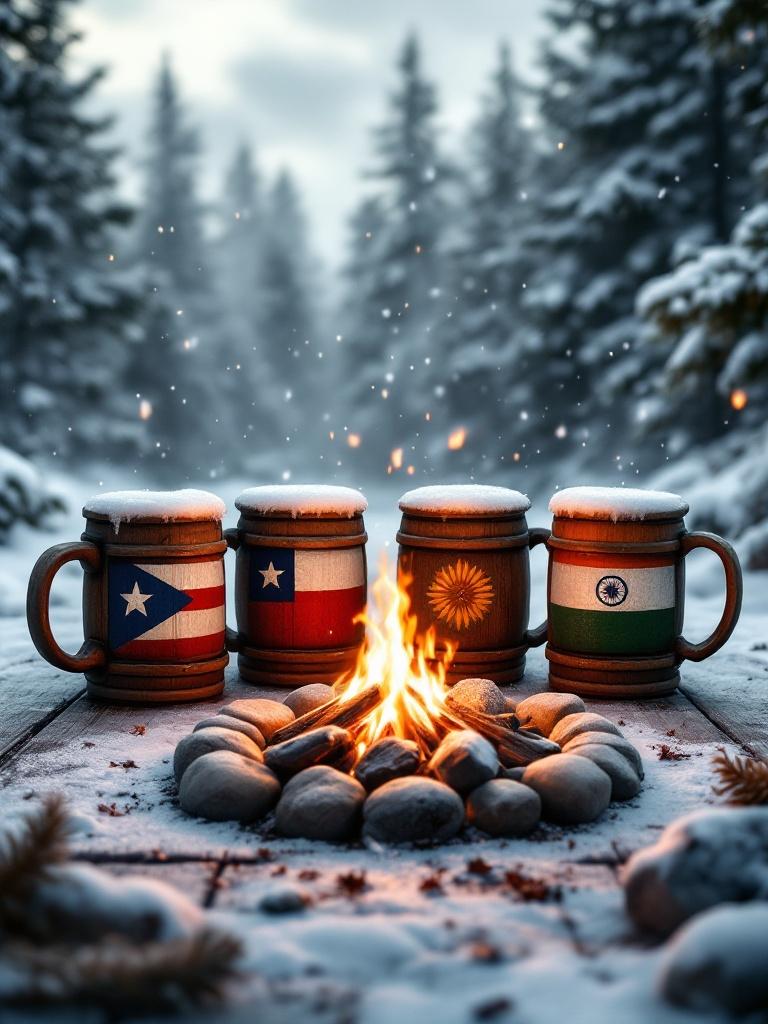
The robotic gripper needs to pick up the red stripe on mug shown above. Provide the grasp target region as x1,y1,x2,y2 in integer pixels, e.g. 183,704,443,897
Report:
552,549,676,569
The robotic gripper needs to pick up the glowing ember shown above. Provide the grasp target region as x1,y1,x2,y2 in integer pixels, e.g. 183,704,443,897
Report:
336,559,455,754
730,388,748,411
347,432,362,448
447,427,466,450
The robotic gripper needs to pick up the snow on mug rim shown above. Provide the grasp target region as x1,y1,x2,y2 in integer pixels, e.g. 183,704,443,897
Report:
235,484,368,517
83,489,226,531
399,484,530,516
549,485,689,522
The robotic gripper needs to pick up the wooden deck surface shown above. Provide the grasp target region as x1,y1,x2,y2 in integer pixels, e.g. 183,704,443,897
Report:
2,637,766,916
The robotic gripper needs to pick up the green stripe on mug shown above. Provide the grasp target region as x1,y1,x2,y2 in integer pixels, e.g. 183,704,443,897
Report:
549,603,676,655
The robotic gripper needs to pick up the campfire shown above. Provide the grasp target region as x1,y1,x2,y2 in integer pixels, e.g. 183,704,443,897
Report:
267,560,557,768
175,558,643,842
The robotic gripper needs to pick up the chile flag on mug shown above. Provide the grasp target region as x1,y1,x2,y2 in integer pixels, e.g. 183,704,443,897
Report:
247,546,365,649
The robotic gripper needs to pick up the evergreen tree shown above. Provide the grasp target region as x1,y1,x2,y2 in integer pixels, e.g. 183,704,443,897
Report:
130,55,228,476
215,143,282,463
253,169,325,460
636,2,768,564
443,43,533,468
341,34,451,470
257,171,315,385
517,0,749,475
0,0,144,460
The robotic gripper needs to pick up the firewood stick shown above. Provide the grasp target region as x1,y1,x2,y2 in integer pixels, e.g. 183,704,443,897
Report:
441,705,560,766
270,684,382,745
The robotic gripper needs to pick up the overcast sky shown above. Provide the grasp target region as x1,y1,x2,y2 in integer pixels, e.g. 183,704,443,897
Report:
73,0,547,267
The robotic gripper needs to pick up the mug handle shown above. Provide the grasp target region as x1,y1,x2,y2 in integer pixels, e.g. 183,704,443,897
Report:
675,531,743,662
223,528,241,652
26,541,106,673
524,527,550,648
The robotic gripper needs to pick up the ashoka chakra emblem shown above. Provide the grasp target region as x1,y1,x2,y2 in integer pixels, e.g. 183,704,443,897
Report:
596,575,628,607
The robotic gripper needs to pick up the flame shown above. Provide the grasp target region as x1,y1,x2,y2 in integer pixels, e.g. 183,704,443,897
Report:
336,557,455,753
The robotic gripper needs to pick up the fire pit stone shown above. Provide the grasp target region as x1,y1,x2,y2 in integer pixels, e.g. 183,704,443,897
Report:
363,777,465,844
178,750,280,823
276,765,366,842
283,684,335,718
562,731,644,778
522,752,613,824
354,737,421,792
514,692,586,736
428,730,499,796
549,712,623,748
265,725,355,779
173,726,263,785
466,778,542,837
445,677,507,717
218,698,295,741
567,743,642,800
193,715,266,748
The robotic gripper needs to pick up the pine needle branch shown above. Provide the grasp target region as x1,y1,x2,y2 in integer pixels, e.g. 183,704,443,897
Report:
7,928,243,1013
0,793,73,901
712,747,768,805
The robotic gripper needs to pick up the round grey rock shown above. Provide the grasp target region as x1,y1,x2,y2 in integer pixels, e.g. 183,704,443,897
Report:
549,712,623,748
446,678,506,716
218,698,294,741
658,904,768,1015
173,727,263,785
563,731,644,778
283,684,334,718
179,750,280,822
193,716,265,749
567,743,641,801
522,753,612,824
265,725,354,779
466,779,541,837
363,777,465,845
276,765,366,842
498,765,525,781
623,806,768,936
355,737,421,791
428,729,498,795
515,692,585,736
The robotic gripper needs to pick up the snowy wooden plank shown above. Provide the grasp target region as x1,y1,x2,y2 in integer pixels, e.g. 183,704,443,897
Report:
680,651,768,759
0,615,85,764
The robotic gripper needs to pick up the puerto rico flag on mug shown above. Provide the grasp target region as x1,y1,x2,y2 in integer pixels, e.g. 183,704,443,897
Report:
248,546,365,649
108,559,225,660
549,551,676,655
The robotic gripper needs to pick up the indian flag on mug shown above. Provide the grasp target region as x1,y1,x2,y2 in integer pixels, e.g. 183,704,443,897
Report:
549,551,677,655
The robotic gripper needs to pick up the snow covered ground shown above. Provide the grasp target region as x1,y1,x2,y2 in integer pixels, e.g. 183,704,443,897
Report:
1,467,766,1023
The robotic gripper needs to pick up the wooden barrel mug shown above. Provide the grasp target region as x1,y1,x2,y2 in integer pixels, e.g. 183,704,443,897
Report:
226,485,368,687
396,485,549,686
545,486,743,698
26,490,230,703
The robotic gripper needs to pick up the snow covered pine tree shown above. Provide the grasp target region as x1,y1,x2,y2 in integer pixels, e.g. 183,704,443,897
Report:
637,0,768,567
341,35,453,471
516,0,751,477
0,0,144,461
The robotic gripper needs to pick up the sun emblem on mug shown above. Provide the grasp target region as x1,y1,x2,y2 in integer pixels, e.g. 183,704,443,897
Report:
596,575,628,606
427,559,494,631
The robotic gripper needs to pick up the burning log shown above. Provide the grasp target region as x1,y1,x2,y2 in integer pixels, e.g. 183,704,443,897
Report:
270,684,382,745
442,705,561,767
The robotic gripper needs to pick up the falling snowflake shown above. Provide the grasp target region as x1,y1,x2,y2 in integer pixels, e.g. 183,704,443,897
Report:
427,560,494,631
